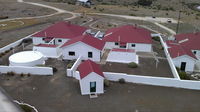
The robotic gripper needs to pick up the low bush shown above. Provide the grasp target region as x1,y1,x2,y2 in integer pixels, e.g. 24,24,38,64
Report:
128,62,138,68
104,79,110,87
67,60,76,69
20,73,24,77
119,78,125,84
5,50,10,53
176,67,190,80
22,38,32,43
7,72,15,76
152,36,160,42
179,71,190,80
19,104,33,112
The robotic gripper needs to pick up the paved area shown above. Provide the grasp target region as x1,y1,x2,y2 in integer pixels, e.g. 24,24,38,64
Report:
101,57,173,78
0,60,200,112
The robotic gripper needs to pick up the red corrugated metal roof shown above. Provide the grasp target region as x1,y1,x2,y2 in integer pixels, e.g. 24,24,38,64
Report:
103,25,152,44
78,60,104,79
35,44,57,48
61,34,105,50
168,44,197,59
32,21,87,39
112,48,135,52
175,32,200,50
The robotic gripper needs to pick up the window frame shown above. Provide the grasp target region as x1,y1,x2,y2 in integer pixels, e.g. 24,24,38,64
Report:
68,51,75,56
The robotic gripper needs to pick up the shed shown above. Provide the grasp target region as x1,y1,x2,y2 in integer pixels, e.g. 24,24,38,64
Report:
78,60,104,95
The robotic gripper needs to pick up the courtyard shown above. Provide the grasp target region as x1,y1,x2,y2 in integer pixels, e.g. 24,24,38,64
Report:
0,59,199,112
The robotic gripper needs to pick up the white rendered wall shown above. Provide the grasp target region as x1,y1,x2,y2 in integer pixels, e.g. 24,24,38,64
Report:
127,43,152,52
104,42,152,52
173,55,196,72
107,51,138,63
0,66,53,75
159,35,180,79
32,37,68,46
32,37,46,45
104,72,200,90
62,42,101,62
192,50,200,60
79,72,104,95
9,57,45,67
33,46,61,58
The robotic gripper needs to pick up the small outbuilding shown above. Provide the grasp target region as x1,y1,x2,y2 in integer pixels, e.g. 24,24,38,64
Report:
107,48,139,63
78,60,104,96
167,41,197,72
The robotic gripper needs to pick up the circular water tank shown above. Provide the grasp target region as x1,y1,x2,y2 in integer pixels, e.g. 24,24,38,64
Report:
9,51,45,67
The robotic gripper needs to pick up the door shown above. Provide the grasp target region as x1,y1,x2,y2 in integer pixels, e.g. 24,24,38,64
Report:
180,62,186,71
90,82,96,92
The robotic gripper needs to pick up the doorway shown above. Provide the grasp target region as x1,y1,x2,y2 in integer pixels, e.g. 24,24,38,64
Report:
90,82,96,93
180,62,186,71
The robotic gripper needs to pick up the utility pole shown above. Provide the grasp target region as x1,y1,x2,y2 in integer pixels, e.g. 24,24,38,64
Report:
176,10,181,34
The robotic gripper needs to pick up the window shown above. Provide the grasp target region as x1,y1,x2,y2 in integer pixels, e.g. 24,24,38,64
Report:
193,51,197,55
58,39,62,42
131,44,136,47
68,51,75,56
88,52,93,58
115,42,119,45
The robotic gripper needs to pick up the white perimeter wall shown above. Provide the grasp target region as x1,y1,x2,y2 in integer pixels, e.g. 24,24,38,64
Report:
80,72,104,95
0,34,34,53
32,37,68,46
158,35,180,79
107,51,138,63
173,55,195,72
127,43,152,52
33,46,61,58
0,66,53,75
104,72,200,90
62,42,101,62
67,56,82,77
104,42,152,52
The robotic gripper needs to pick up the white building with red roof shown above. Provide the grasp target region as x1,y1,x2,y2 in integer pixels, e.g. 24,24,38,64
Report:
167,41,197,72
175,32,200,60
103,25,152,52
31,21,88,58
61,34,105,62
78,60,104,95
166,32,200,72
32,21,88,46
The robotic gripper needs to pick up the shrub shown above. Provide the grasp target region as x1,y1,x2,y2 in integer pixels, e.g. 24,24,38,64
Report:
119,78,125,84
137,0,153,6
22,38,32,43
53,67,58,73
7,72,15,76
104,79,110,87
27,73,31,77
128,62,138,68
67,63,73,69
19,104,33,112
20,73,24,77
152,36,160,42
179,71,190,80
129,14,136,16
